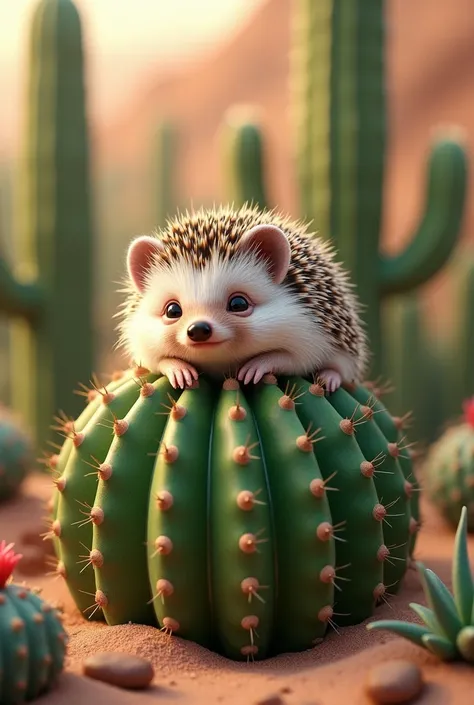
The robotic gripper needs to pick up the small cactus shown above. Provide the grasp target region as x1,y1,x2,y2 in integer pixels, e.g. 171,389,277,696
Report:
367,506,474,663
50,368,418,661
0,405,32,502
423,398,474,532
0,541,67,703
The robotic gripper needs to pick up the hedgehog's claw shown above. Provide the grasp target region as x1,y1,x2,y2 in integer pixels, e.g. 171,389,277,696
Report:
158,358,199,389
319,369,342,394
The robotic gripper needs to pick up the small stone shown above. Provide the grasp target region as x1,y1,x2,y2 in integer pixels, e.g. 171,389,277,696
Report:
254,695,285,705
365,660,424,704
83,652,154,690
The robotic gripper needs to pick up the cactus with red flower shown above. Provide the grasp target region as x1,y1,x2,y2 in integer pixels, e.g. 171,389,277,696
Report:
0,541,67,704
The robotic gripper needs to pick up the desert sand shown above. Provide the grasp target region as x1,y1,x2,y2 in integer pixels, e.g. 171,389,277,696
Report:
1,472,473,705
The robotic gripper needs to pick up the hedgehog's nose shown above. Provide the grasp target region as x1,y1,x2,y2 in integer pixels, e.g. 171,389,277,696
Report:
187,321,213,342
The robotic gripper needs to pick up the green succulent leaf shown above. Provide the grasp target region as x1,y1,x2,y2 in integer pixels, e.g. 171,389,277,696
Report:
456,626,474,663
367,619,431,647
409,602,443,635
421,633,457,661
417,563,463,643
452,506,473,625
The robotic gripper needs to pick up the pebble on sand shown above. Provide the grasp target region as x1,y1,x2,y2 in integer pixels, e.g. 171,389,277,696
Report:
83,652,155,690
365,660,424,704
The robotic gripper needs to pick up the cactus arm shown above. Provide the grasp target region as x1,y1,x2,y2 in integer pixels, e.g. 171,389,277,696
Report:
92,376,172,627
147,380,214,647
250,380,334,651
0,257,42,319
292,0,331,229
210,382,275,660
221,109,268,209
380,139,467,295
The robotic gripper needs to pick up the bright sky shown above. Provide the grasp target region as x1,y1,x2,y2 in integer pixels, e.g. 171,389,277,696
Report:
0,0,265,150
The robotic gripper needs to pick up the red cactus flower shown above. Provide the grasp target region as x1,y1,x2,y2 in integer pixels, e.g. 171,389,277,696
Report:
0,541,22,589
463,398,474,429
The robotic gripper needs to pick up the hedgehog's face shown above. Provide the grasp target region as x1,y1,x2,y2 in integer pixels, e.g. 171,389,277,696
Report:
123,224,311,373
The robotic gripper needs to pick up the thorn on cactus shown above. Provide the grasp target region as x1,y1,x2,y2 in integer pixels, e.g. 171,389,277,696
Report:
156,393,187,421
240,577,268,603
309,378,325,397
316,520,346,542
236,489,266,511
232,436,260,465
222,377,240,391
161,616,180,635
228,391,247,421
159,442,179,464
148,579,174,604
309,471,339,498
239,529,268,554
79,588,108,620
155,490,174,511
0,541,23,588
151,535,173,557
296,422,325,451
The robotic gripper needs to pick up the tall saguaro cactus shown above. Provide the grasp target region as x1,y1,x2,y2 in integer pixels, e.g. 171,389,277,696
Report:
291,0,467,374
0,0,94,445
224,1,468,378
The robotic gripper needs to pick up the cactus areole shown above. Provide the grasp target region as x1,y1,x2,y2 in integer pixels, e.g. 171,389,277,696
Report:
51,368,419,660
0,541,67,703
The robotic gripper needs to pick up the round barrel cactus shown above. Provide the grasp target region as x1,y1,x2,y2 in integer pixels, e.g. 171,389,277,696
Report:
0,405,32,502
424,398,474,532
49,368,419,660
0,541,67,704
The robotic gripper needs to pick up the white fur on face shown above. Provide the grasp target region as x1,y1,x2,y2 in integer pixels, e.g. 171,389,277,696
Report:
122,251,358,380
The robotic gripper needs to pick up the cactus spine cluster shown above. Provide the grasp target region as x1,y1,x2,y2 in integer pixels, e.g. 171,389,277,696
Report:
0,541,67,704
0,406,33,502
0,0,94,445
49,368,419,661
423,399,474,532
368,506,474,663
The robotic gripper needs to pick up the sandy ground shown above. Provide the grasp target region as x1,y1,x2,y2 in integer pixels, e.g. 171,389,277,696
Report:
1,473,474,705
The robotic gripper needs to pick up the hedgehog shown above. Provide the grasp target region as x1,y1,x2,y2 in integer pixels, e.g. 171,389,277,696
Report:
116,204,369,391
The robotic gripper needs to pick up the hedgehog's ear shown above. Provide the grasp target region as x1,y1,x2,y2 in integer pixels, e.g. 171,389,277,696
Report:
236,224,291,284
126,235,164,293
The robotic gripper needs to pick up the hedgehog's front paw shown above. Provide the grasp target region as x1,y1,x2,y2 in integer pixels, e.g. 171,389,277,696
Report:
237,355,274,386
158,358,199,389
318,368,342,393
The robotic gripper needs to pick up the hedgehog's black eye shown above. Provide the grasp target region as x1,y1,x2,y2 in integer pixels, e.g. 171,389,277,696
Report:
165,301,182,319
227,295,249,313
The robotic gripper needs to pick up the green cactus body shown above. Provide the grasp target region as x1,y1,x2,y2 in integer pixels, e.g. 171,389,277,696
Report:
221,108,268,210
0,408,32,502
424,400,474,532
0,542,67,703
368,506,474,664
209,382,276,659
259,0,469,379
323,385,410,594
54,374,156,618
283,378,382,622
0,0,94,447
53,371,414,660
93,375,177,626
147,379,215,647
349,383,421,555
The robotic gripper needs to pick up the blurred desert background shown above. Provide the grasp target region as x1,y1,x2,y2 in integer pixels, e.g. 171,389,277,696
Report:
0,0,474,435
